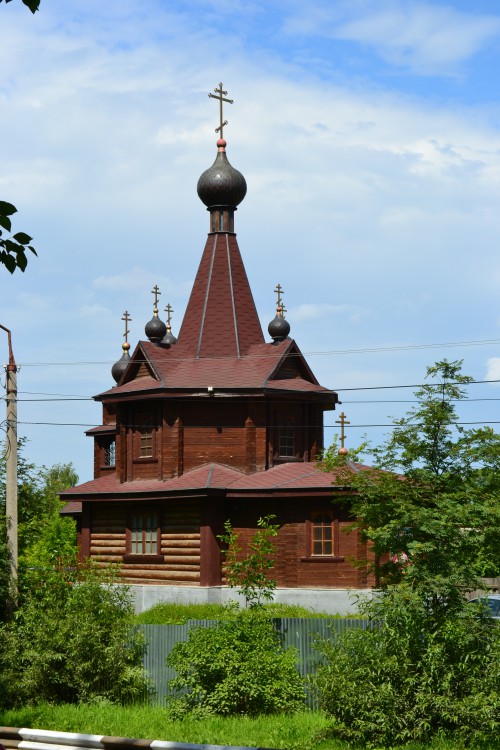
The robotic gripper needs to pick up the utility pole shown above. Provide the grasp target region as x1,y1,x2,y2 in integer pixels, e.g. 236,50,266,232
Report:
1,324,18,602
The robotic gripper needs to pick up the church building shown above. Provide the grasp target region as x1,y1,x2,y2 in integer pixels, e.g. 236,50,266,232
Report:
61,85,375,613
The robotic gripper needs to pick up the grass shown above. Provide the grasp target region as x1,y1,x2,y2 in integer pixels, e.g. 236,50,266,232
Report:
0,704,485,750
134,601,342,624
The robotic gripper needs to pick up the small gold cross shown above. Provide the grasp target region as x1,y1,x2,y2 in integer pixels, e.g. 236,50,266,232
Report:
121,310,131,342
208,82,234,139
164,303,174,328
274,283,284,308
151,284,161,310
335,412,350,449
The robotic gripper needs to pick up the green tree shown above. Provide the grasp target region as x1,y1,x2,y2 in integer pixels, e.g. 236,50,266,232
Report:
312,586,500,748
0,561,149,707
313,360,500,746
219,515,279,608
324,359,500,601
0,441,78,618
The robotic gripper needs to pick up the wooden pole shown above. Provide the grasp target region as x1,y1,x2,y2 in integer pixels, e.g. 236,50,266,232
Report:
1,324,18,602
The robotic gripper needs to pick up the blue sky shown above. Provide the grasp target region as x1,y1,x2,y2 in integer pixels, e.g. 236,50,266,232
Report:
1,0,500,480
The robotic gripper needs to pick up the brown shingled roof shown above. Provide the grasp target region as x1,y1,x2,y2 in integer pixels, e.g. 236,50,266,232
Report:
96,338,336,401
61,461,365,501
177,233,264,357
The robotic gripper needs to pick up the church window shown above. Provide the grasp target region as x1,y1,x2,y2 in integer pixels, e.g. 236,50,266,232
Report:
279,418,295,457
134,412,156,460
312,512,333,555
130,513,159,555
104,440,116,467
139,426,153,457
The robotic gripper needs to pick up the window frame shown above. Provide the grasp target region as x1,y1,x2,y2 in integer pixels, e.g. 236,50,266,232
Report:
103,439,116,468
124,510,163,564
302,512,345,562
133,411,158,463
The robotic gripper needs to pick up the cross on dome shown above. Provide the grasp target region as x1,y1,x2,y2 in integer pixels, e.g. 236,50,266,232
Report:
164,303,174,328
208,82,234,140
151,284,161,311
121,310,131,343
335,412,350,455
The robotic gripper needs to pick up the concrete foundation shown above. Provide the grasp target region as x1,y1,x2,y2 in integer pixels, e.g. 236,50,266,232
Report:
126,584,374,615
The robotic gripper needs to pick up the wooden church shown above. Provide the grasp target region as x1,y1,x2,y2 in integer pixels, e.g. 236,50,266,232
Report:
61,85,375,611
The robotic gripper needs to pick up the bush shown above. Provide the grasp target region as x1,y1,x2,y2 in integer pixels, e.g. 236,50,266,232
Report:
0,561,149,707
166,608,305,716
311,585,500,748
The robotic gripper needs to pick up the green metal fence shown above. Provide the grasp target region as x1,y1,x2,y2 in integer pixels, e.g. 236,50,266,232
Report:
139,617,369,708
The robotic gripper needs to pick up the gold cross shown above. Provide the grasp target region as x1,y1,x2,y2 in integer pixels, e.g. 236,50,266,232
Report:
164,303,174,328
121,310,131,342
151,284,161,310
335,412,350,449
274,283,284,308
208,82,233,139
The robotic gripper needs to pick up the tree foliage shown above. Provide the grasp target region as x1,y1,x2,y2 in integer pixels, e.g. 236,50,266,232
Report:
0,440,78,619
312,586,500,748
0,0,40,14
324,359,500,597
0,561,149,707
314,360,500,746
219,515,279,608
166,607,305,717
0,201,37,274
0,2,39,272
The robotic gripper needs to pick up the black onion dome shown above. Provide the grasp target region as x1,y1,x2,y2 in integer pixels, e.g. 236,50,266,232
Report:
197,140,247,208
160,329,177,347
112,343,131,384
268,311,290,343
145,314,167,344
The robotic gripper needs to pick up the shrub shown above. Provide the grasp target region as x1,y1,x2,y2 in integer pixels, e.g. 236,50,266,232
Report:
219,515,279,608
311,585,500,748
166,608,305,716
0,561,149,706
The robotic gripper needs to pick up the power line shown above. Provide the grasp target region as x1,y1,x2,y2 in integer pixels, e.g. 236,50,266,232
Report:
9,335,500,367
2,382,500,404
16,419,500,429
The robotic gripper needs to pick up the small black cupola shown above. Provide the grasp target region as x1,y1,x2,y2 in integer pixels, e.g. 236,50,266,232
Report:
160,302,177,347
197,83,247,234
145,284,167,344
268,283,291,344
111,310,132,384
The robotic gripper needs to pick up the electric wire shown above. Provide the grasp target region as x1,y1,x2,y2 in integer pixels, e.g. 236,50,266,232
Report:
7,335,500,367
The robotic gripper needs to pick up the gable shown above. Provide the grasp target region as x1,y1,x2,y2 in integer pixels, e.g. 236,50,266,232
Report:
120,343,161,386
268,342,319,386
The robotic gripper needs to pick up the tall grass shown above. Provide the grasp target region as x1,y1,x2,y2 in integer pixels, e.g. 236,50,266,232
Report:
134,601,337,624
0,704,484,750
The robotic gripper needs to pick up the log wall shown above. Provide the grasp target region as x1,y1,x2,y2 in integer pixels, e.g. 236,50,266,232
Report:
88,501,201,585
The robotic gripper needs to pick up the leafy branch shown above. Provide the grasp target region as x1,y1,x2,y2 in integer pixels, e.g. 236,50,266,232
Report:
0,201,37,274
219,515,279,608
0,0,40,13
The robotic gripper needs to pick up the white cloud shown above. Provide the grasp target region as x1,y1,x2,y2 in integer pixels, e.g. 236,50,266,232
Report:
0,1,499,479
284,1,500,74
486,358,500,384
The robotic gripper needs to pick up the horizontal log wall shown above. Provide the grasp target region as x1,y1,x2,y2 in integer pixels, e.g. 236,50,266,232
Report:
88,501,201,585
229,500,372,589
